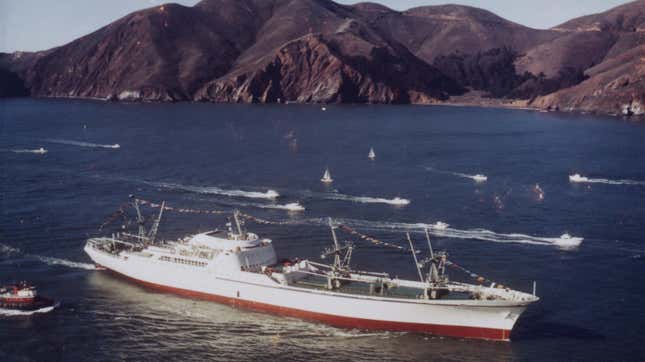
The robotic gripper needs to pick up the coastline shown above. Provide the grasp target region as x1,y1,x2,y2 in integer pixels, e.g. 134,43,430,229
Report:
3,93,643,121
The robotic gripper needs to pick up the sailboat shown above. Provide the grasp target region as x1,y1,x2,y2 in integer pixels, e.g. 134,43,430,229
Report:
368,147,376,160
321,168,333,183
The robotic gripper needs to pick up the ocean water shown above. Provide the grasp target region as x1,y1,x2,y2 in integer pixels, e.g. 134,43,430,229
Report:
1,98,644,361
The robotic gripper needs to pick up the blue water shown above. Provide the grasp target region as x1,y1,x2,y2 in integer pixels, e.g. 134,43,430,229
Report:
1,98,644,361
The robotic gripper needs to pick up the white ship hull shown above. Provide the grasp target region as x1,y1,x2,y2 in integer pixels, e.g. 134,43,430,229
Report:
85,244,530,341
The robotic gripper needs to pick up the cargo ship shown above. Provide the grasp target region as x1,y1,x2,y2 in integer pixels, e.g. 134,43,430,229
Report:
85,198,538,341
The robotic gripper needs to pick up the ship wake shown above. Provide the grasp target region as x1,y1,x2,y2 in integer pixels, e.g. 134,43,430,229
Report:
0,303,59,317
3,148,48,154
569,174,645,186
278,218,582,250
45,138,120,149
215,199,305,212
0,243,96,270
153,181,280,200
335,218,582,249
322,193,410,206
34,256,97,270
424,167,487,182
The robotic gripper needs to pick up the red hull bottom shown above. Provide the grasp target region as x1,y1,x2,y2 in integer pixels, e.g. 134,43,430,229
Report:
98,264,511,341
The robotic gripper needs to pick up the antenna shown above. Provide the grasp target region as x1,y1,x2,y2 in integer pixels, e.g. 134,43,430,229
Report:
407,233,424,283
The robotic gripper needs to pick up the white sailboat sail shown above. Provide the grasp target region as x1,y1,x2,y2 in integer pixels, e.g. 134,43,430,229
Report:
321,168,333,183
368,147,376,160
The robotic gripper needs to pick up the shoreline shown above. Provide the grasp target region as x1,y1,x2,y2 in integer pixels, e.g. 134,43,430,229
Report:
2,95,643,121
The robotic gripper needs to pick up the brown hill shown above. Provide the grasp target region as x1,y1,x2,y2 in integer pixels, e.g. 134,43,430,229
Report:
1,0,643,116
2,0,461,103
523,0,645,115
532,45,645,115
355,4,560,63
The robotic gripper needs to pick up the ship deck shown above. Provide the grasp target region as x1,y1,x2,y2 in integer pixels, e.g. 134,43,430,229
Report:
290,274,471,301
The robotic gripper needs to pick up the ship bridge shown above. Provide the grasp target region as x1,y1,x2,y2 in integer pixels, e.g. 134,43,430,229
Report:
188,230,268,251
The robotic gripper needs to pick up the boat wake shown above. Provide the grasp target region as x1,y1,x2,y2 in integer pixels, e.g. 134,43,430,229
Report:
322,193,411,206
358,219,581,249
45,138,120,149
424,167,487,182
153,181,280,200
569,174,645,186
297,218,582,250
217,200,305,212
254,202,305,212
4,148,48,154
0,243,96,270
0,303,59,317
300,323,395,339
0,243,21,256
35,256,97,270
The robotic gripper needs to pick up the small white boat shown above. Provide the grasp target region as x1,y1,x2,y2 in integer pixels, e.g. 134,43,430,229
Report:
472,174,487,182
569,174,587,183
533,184,545,201
555,233,583,249
432,222,450,230
321,168,333,183
389,197,410,205
368,147,376,160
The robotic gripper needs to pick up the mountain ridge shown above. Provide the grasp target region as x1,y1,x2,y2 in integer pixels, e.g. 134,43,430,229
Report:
1,0,643,117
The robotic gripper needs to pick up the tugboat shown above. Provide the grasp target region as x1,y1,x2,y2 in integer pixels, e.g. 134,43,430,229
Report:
0,282,55,311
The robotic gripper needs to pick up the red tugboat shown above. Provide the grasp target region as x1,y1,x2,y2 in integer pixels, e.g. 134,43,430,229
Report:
0,282,55,311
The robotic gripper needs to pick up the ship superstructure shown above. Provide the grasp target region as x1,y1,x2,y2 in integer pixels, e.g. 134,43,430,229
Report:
85,198,538,341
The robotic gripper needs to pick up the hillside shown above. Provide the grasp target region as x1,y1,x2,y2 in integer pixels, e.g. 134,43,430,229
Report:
1,0,643,116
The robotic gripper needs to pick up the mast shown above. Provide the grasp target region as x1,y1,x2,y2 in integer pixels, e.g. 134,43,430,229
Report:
233,209,245,238
147,201,165,244
321,218,353,271
425,228,441,283
407,233,424,283
321,217,354,289
329,217,341,269
424,228,434,259
132,196,146,241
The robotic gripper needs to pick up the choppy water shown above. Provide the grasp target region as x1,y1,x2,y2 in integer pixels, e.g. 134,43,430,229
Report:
1,99,644,361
